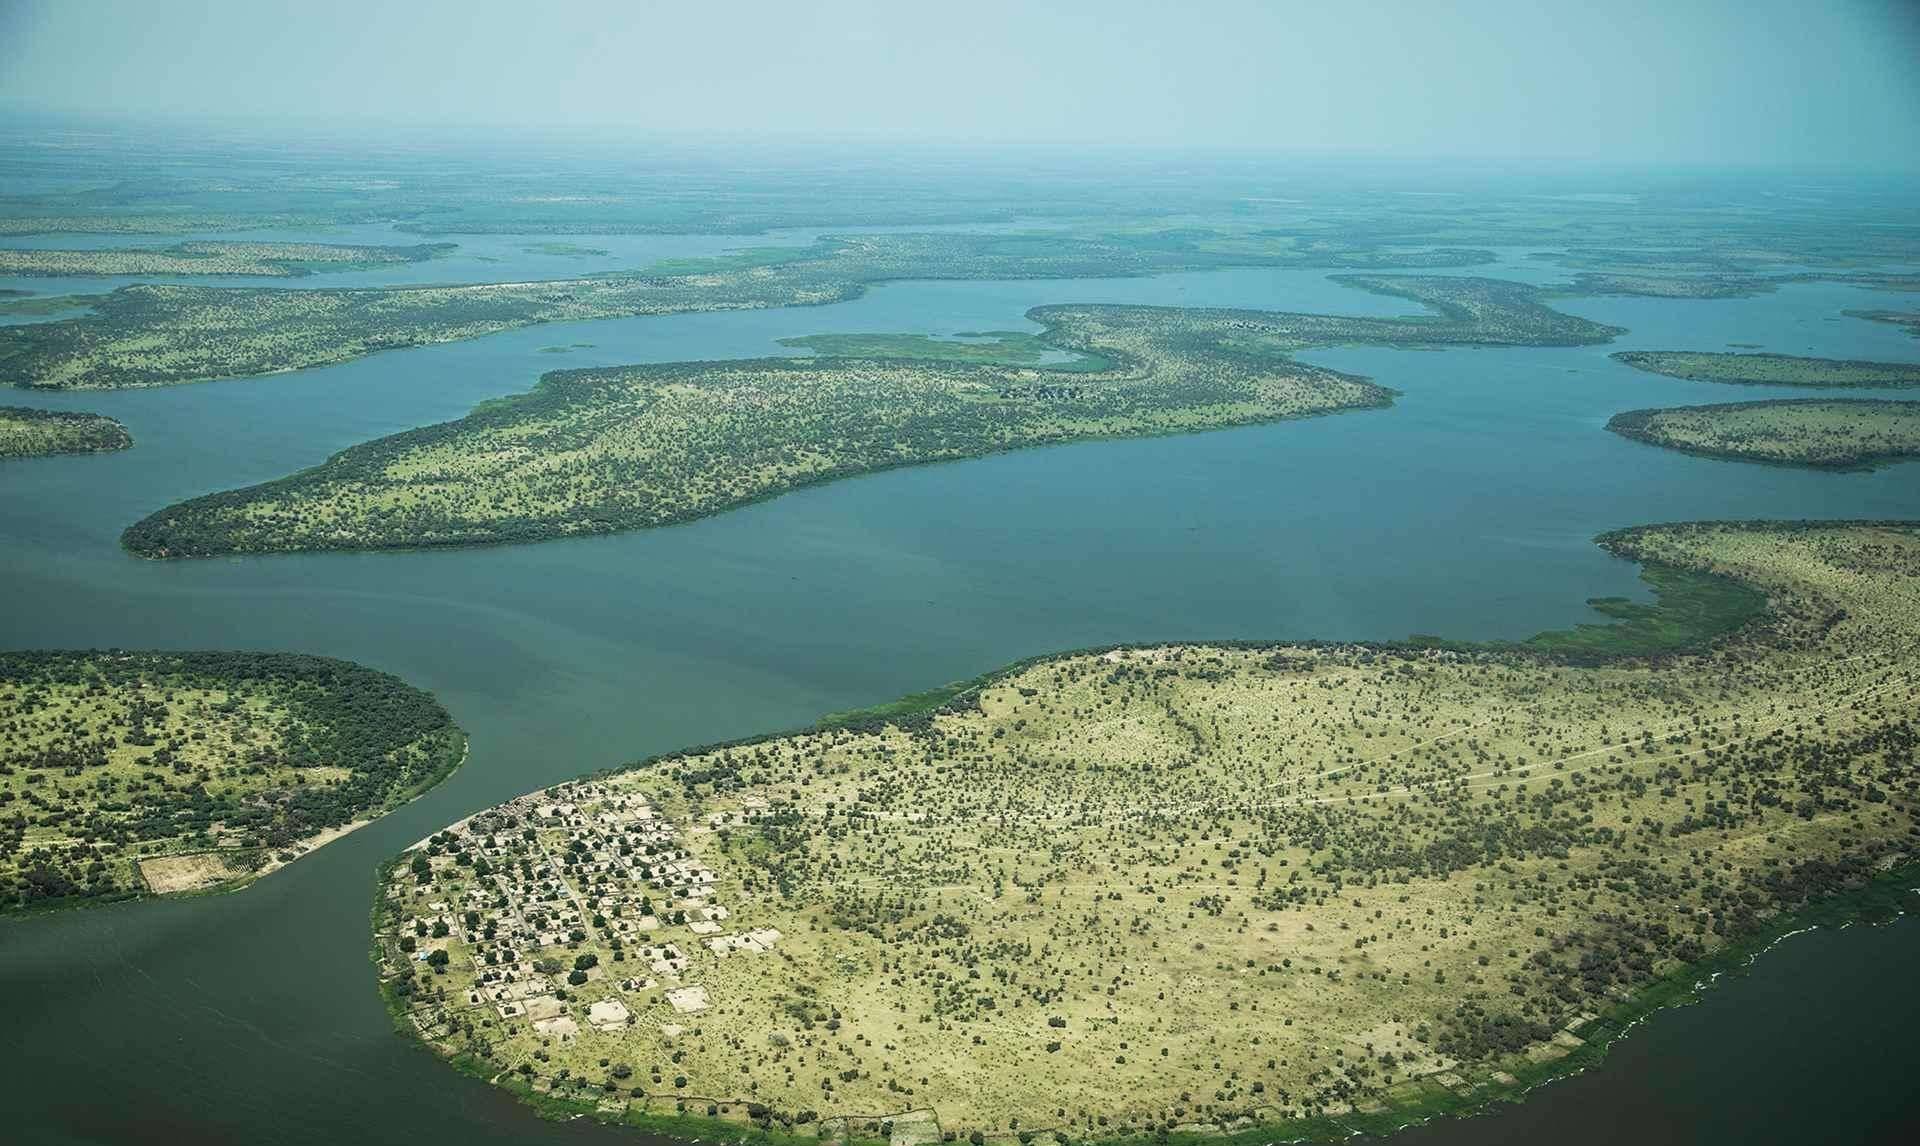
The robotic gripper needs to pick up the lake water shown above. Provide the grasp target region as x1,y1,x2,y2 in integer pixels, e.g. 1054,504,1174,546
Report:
2,262,1917,1145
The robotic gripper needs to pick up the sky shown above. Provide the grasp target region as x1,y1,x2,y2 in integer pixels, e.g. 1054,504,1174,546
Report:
2,0,1918,168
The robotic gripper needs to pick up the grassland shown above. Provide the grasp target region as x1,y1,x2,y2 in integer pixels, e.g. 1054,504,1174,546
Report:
371,521,1920,1142
0,405,131,459
119,278,1619,558
1,651,465,913
1607,399,1920,469
0,230,1495,391
0,241,455,278
1611,351,1920,388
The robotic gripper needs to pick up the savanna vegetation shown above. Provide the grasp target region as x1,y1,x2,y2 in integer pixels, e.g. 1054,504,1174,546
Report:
1,650,464,912
374,521,1920,1142
0,405,130,459
1607,399,1920,469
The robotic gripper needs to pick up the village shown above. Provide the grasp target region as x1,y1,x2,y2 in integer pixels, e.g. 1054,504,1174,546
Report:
382,783,788,1046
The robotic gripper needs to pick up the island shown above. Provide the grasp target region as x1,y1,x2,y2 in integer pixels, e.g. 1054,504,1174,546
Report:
0,405,132,459
2,650,465,913
371,520,1920,1142
1606,398,1920,469
118,280,1620,558
1611,351,1920,388
0,240,456,278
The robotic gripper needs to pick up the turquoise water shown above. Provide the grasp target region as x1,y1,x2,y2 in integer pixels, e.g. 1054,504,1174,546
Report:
1,265,1917,1145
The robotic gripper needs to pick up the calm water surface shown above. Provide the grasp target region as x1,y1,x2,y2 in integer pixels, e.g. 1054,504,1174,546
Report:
2,264,1917,1145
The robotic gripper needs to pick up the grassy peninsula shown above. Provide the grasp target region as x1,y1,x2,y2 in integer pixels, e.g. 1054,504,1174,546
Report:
2,650,465,913
1612,351,1920,388
373,521,1920,1142
0,230,1495,391
1607,398,1920,469
0,240,455,278
0,406,131,459
120,279,1619,558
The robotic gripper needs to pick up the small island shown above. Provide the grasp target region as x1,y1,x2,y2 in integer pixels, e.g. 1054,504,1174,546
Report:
1606,398,1920,469
0,405,132,459
1611,351,1920,388
372,521,1920,1142
2,650,465,913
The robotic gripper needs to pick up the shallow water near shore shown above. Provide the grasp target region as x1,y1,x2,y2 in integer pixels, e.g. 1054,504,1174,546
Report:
3,262,1919,1145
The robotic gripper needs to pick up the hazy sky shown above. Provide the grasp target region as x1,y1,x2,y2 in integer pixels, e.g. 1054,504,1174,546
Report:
3,0,1918,167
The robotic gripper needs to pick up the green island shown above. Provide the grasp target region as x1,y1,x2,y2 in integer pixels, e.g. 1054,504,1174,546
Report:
1606,398,1920,469
118,278,1619,558
1847,309,1920,338
2,650,465,913
1611,351,1920,388
0,230,1493,391
0,240,455,279
0,405,131,459
372,520,1920,1143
